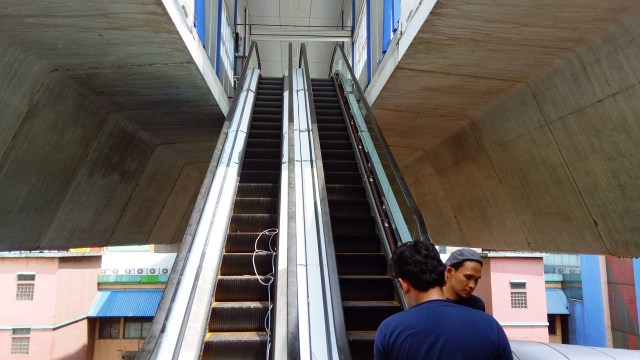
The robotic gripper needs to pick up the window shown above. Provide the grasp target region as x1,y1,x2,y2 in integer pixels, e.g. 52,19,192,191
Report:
124,318,152,339
548,315,557,335
511,291,527,308
16,272,35,301
16,283,34,301
510,280,527,290
353,1,368,84
99,318,120,339
11,329,30,355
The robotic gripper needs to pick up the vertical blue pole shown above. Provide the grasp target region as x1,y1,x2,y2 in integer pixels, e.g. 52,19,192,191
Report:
216,0,223,77
382,0,392,53
233,0,238,76
195,0,206,47
351,0,355,67
634,258,640,336
580,255,607,347
244,8,247,56
366,0,371,85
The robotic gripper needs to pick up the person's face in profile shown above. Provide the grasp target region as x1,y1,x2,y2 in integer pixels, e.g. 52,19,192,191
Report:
445,261,482,300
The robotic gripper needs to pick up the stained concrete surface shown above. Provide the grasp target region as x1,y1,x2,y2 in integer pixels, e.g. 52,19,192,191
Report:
375,0,640,256
0,0,224,250
1,0,639,257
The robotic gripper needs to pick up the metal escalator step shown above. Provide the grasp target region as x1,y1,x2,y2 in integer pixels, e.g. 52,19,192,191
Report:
225,232,279,253
251,114,282,122
236,184,279,199
202,332,268,360
255,100,282,109
316,109,343,117
330,214,377,233
332,233,381,253
220,253,274,276
243,148,280,160
255,95,282,103
347,331,376,360
256,89,282,97
252,107,281,116
258,83,282,90
318,131,349,141
229,214,278,232
248,130,282,141
239,170,280,184
314,102,341,111
339,276,396,301
336,253,388,275
328,198,370,215
209,302,270,332
324,171,362,185
317,123,347,133
325,184,366,200
233,198,278,214
242,159,280,172
313,96,339,104
215,276,270,302
322,160,358,173
321,149,355,161
342,301,402,331
315,116,345,124
246,138,280,149
249,122,281,132
319,140,352,151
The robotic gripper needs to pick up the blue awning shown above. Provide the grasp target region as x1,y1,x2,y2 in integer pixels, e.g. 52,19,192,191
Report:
546,288,569,314
88,289,163,317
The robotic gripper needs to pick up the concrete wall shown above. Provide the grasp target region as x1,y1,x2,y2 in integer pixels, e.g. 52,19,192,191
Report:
374,1,640,257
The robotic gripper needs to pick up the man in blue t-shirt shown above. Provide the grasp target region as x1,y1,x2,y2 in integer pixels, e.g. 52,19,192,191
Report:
374,241,512,360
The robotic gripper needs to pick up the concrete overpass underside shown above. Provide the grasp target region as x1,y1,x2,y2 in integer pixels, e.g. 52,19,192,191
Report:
0,0,225,250
0,0,638,257
375,0,640,256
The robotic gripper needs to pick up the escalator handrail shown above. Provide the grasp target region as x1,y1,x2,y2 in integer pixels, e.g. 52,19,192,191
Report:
328,43,430,244
136,41,261,360
299,43,352,360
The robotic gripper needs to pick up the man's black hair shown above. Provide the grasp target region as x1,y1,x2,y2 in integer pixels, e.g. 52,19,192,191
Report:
391,240,445,292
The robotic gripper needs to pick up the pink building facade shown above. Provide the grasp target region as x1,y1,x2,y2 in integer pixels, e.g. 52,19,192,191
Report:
0,253,100,359
474,252,549,342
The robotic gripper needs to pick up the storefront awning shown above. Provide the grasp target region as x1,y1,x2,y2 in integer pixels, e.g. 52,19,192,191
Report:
88,289,163,317
546,288,569,314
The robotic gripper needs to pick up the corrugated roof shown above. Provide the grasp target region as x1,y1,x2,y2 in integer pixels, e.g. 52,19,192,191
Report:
88,289,163,317
546,288,569,314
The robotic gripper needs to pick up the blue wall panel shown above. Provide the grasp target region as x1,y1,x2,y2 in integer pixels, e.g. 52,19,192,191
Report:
580,254,607,347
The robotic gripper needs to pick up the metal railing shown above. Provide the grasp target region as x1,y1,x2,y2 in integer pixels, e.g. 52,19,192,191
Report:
136,41,261,360
329,43,430,246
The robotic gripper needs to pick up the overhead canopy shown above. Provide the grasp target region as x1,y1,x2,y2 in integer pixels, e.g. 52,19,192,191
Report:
546,288,569,315
88,289,163,317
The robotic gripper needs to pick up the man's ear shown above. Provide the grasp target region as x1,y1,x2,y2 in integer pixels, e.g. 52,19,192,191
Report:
398,278,410,294
445,267,454,281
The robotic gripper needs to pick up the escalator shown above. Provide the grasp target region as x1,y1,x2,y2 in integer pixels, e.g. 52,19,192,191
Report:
201,76,284,360
311,78,403,359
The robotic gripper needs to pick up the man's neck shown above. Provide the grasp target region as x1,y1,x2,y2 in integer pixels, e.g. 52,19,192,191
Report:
408,287,446,307
443,285,460,302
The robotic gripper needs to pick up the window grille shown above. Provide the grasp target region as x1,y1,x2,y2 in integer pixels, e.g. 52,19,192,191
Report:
11,337,29,355
98,318,121,339
12,328,30,336
510,280,527,290
510,291,527,308
16,283,34,301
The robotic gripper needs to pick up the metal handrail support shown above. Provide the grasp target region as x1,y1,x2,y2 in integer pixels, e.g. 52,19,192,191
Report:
329,43,430,245
136,41,261,360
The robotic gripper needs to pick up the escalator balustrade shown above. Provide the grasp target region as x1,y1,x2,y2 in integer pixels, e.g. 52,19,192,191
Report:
201,77,284,360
